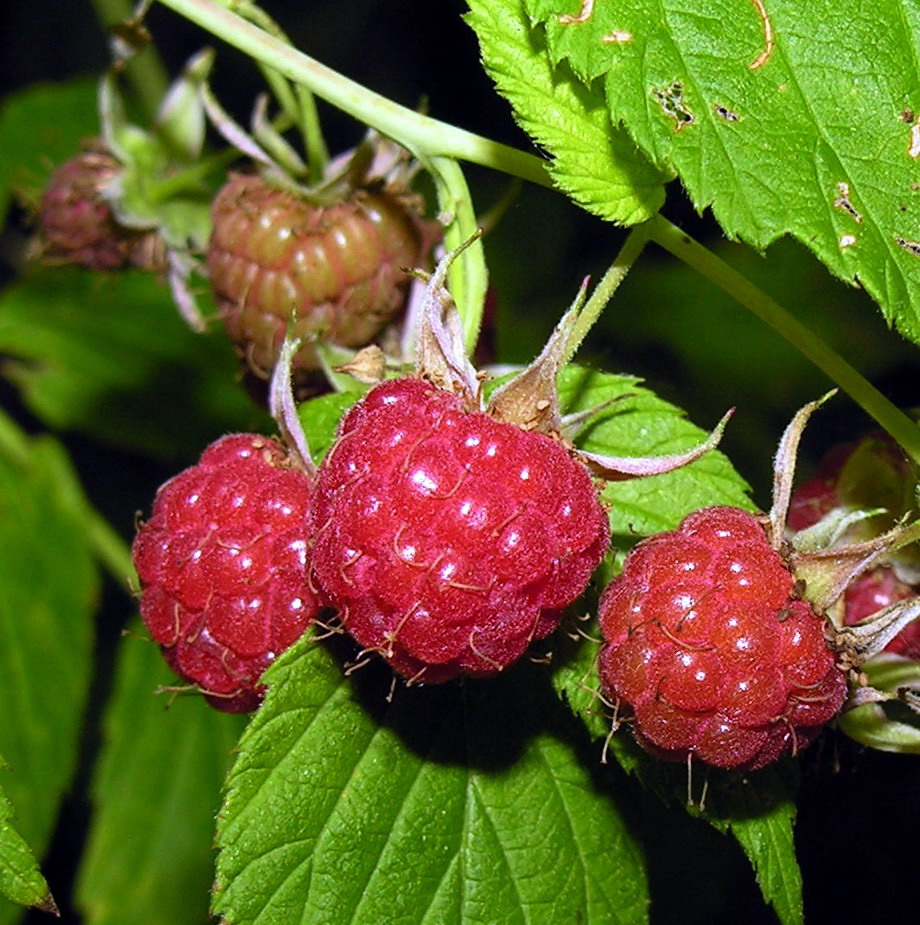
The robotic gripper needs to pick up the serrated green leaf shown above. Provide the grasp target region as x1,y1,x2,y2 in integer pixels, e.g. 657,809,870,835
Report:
558,365,752,536
215,635,648,924
726,776,802,925
75,625,246,925
0,266,269,460
0,758,54,914
466,0,667,224
527,0,920,343
0,78,99,217
0,413,99,923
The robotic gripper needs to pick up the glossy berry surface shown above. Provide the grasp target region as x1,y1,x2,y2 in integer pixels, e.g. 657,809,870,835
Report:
207,173,432,377
132,434,317,711
308,378,610,683
39,146,164,272
598,506,847,770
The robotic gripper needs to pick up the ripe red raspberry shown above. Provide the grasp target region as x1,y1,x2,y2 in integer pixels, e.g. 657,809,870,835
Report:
38,145,165,272
598,506,847,770
844,566,919,659
307,378,610,683
207,173,434,379
132,433,318,711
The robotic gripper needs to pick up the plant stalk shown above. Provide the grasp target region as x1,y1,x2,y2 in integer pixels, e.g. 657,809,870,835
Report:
154,0,550,186
91,0,171,121
564,222,653,367
649,215,920,466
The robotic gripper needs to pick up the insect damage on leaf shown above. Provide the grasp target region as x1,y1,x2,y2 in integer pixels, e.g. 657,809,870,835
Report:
714,104,741,122
558,0,595,25
907,120,920,158
894,236,920,257
652,82,694,132
558,0,632,44
833,182,863,224
747,0,775,70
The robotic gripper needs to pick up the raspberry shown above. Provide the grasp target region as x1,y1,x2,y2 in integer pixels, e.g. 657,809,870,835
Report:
598,506,847,770
207,173,434,379
307,377,610,683
38,144,165,272
844,566,919,659
132,433,318,711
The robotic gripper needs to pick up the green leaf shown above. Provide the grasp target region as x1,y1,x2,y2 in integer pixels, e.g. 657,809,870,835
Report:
725,775,803,925
0,78,99,217
0,266,269,460
215,635,648,924
296,391,360,465
0,758,55,914
558,365,753,537
76,624,246,925
526,0,920,343
0,413,99,922
466,0,667,225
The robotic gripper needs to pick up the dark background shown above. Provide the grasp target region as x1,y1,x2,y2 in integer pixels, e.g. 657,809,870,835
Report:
2,1,917,923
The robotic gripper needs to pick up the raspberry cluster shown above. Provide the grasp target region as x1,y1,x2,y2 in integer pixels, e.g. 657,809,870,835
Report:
307,378,611,683
598,507,847,770
132,434,318,712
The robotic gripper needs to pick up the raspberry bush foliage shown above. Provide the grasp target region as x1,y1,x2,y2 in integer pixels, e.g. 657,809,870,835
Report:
1,2,919,924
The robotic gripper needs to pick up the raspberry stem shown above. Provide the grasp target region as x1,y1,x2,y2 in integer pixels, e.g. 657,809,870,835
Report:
422,156,489,352
153,0,552,186
91,0,170,121
648,215,920,468
222,0,329,182
562,222,653,368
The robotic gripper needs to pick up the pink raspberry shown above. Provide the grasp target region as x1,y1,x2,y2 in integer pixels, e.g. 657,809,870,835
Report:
38,145,165,272
307,377,610,683
598,506,847,770
207,173,436,379
132,434,318,711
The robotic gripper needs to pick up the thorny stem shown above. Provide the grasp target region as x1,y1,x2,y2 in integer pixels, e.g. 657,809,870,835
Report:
563,223,653,368
154,0,920,466
91,0,170,122
649,215,920,467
